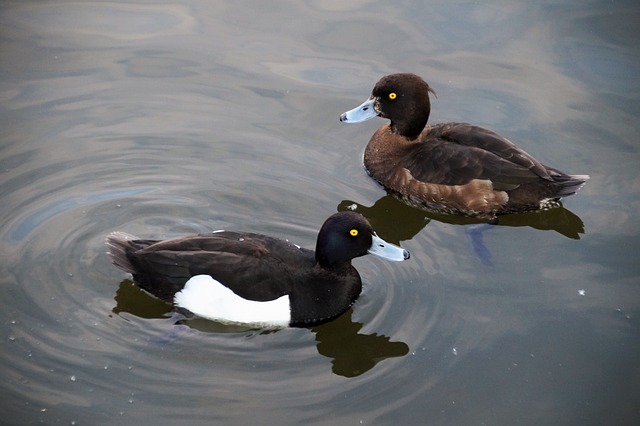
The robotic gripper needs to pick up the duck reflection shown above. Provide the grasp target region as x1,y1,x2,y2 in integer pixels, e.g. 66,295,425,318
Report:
338,192,585,241
337,193,585,266
311,308,409,377
112,280,409,378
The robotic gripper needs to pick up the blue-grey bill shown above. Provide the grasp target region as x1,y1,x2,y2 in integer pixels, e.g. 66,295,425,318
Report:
368,234,410,261
340,98,378,123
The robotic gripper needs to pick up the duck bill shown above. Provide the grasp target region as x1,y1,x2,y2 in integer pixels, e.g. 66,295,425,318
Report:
368,234,410,261
340,97,378,123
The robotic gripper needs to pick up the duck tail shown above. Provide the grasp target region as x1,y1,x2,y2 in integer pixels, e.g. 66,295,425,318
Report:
554,174,590,197
105,231,139,275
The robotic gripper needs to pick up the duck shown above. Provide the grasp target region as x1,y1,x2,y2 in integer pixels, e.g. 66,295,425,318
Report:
340,73,589,218
106,211,409,328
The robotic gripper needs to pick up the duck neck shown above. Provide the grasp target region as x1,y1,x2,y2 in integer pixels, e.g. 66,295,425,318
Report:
391,106,430,139
315,255,351,272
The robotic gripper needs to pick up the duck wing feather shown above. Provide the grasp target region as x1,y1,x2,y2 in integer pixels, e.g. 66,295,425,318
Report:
125,232,313,302
402,123,554,190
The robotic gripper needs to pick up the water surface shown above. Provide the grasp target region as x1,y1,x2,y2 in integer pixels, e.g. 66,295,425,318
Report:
1,1,639,425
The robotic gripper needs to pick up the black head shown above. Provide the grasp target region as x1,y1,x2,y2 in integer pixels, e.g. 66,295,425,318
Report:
315,212,374,269
315,212,409,270
371,73,436,138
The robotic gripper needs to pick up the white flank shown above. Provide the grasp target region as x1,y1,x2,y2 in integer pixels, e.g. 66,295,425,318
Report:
174,275,290,327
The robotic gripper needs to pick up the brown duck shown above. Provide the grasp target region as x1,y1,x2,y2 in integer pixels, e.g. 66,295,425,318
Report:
340,73,589,218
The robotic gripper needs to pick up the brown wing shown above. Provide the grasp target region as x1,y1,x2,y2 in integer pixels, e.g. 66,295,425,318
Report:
402,123,552,190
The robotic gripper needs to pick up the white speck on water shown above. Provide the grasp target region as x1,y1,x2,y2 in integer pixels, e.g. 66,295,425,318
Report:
617,308,632,319
70,375,76,382
452,347,457,356
578,289,586,296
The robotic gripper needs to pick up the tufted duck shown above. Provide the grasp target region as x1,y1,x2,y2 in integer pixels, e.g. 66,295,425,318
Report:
106,212,409,328
340,73,589,218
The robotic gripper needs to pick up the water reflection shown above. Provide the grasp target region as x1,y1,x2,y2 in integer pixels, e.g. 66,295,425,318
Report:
113,279,172,319
490,205,585,239
112,279,409,378
312,309,409,378
336,193,585,266
337,193,585,238
337,192,586,242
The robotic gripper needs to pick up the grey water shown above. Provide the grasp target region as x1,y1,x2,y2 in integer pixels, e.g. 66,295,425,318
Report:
1,1,639,425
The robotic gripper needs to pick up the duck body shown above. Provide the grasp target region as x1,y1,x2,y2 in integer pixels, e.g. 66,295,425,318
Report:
106,212,409,327
341,73,589,217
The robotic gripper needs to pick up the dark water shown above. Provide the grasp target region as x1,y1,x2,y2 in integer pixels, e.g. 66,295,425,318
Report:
1,1,639,425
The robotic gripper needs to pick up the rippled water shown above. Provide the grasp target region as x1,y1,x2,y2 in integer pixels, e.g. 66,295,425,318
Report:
1,1,639,425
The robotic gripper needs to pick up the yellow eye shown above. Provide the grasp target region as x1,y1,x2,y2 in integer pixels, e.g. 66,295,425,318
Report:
349,229,358,237
388,92,397,100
